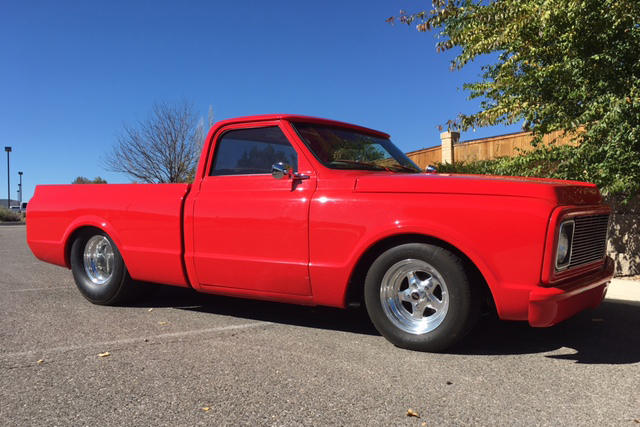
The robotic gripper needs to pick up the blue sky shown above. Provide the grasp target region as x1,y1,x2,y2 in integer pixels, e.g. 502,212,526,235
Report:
1,0,522,202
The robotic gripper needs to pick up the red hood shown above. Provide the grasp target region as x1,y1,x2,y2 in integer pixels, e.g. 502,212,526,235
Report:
353,173,601,205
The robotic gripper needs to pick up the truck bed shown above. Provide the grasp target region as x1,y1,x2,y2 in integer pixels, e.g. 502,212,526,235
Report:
27,183,192,287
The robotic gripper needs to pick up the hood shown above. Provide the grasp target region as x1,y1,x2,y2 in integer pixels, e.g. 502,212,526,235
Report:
353,173,602,206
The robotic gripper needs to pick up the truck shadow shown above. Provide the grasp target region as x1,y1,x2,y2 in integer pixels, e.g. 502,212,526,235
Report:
452,299,640,364
139,287,640,365
139,285,379,336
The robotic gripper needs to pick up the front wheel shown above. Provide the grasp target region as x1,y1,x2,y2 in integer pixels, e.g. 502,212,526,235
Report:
70,230,142,305
364,243,480,352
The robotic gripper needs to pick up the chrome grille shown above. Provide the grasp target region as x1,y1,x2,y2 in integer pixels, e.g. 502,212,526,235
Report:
568,214,610,269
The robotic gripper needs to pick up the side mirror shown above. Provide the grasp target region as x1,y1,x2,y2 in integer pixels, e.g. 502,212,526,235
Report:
272,163,294,180
425,165,437,174
271,163,310,180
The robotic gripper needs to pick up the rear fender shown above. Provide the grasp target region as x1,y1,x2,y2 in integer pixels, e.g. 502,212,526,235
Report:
62,216,126,269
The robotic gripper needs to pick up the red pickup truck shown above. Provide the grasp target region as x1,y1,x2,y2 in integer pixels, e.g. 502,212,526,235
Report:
27,114,614,351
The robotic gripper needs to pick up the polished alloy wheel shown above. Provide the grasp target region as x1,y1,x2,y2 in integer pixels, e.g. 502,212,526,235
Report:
379,259,450,334
83,235,115,285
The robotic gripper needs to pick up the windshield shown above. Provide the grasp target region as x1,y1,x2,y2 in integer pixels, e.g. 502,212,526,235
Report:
292,123,421,173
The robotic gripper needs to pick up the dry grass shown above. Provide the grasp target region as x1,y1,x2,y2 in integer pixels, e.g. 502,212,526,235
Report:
0,207,23,222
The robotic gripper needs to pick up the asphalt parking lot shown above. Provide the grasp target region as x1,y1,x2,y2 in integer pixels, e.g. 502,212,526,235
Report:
1,225,639,426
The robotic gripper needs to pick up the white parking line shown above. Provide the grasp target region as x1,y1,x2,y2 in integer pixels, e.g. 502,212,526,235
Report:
3,287,71,292
1,321,273,359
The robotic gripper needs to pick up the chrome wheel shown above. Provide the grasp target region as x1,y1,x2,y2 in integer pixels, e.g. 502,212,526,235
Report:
379,259,449,334
83,235,114,285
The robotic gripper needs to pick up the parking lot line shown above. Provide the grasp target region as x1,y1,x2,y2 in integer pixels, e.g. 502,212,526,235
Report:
3,287,71,292
1,321,273,359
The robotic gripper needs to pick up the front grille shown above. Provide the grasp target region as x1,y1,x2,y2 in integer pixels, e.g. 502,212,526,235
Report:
568,214,610,269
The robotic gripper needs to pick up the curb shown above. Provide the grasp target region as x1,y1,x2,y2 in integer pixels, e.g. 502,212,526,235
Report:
606,279,640,302
0,222,26,227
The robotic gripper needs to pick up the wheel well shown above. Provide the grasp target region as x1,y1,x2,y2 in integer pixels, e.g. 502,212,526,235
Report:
345,234,494,310
65,226,104,267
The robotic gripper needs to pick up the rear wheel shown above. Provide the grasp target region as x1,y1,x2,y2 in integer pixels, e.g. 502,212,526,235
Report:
70,230,146,305
364,243,480,352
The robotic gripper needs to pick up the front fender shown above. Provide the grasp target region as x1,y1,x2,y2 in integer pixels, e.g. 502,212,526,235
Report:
308,192,556,312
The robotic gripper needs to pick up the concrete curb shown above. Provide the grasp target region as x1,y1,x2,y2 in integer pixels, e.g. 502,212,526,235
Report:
0,222,25,227
606,279,640,302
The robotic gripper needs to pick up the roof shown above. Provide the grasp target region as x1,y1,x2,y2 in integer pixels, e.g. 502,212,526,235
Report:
211,114,390,139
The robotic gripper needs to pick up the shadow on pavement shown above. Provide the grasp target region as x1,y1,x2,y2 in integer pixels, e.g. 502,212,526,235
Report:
136,285,379,336
137,286,640,364
452,299,640,364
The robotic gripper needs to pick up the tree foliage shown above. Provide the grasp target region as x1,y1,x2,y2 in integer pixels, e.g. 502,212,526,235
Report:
103,100,210,183
389,0,640,196
333,139,386,163
72,176,107,184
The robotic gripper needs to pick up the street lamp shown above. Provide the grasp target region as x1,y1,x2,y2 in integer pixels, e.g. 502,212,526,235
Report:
4,146,10,209
18,171,23,207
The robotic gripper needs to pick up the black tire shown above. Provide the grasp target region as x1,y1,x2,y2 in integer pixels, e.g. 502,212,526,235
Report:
364,243,480,352
70,230,146,305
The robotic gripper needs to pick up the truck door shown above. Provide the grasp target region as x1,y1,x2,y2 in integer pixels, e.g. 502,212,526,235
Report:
191,122,316,296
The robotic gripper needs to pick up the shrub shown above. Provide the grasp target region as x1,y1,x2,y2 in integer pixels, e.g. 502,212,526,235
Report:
436,144,603,187
0,207,22,222
435,158,504,175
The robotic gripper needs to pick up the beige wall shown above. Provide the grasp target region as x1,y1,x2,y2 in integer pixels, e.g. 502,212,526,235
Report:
406,146,442,168
406,129,577,169
607,196,640,276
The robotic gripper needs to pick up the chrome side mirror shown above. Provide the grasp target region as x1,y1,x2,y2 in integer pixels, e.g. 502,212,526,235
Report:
271,163,310,180
425,165,437,174
272,163,294,180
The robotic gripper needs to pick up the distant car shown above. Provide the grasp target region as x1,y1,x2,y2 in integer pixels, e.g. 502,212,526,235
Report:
20,202,28,213
9,206,21,212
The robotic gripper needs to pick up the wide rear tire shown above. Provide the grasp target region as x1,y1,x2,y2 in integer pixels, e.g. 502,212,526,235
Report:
70,230,147,305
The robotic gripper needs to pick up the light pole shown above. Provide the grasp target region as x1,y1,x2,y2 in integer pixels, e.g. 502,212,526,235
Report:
4,146,10,208
18,171,23,207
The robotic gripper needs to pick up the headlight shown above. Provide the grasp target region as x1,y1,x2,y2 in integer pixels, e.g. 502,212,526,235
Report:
555,220,575,270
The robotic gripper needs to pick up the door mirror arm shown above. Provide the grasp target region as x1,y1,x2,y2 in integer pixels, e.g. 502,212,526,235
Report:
272,163,310,180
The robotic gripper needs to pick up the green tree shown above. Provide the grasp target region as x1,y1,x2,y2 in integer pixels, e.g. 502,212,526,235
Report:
333,139,385,163
72,176,108,184
389,0,640,196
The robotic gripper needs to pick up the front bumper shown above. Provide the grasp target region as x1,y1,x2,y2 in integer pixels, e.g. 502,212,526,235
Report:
528,257,615,327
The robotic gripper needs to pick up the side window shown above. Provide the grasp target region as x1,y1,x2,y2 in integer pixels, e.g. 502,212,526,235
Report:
210,126,298,176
